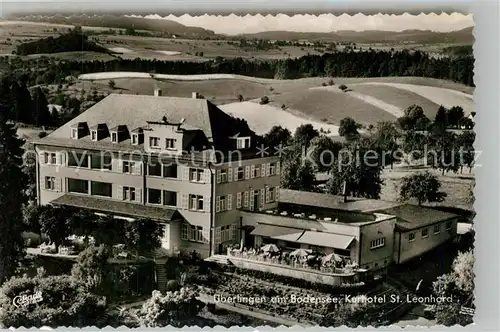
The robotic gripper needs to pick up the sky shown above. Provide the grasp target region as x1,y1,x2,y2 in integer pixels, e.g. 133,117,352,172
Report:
0,1,474,35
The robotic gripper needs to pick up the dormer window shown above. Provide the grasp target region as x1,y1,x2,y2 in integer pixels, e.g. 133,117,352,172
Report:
237,137,251,149
71,128,78,139
70,122,90,139
111,132,118,143
165,138,176,149
91,130,97,141
149,137,160,148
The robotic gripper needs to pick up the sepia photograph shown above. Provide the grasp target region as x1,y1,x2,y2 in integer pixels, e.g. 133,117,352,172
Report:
0,3,475,329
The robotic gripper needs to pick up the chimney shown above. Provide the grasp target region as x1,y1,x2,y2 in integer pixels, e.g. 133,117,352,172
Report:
192,92,199,99
154,87,162,97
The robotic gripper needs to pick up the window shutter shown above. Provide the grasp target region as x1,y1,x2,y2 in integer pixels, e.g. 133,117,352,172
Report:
55,178,62,192
245,166,250,180
41,177,46,190
266,163,271,176
136,188,142,203
265,186,270,203
232,224,237,241
276,161,280,175
132,162,142,175
216,196,221,213
261,163,266,177
250,165,255,179
182,167,189,181
243,191,249,208
203,228,210,243
215,227,221,245
275,186,280,202
117,185,124,200
39,152,45,164
236,192,242,208
204,169,211,183
117,160,123,173
228,167,233,182
249,191,255,211
216,170,221,184
234,167,238,180
204,196,211,212
260,188,265,209
56,152,62,165
182,194,189,209
227,194,233,210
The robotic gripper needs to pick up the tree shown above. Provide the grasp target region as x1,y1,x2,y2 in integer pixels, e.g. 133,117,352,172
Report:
108,79,116,89
71,244,111,295
338,117,361,141
427,131,460,174
123,218,164,256
259,96,269,105
280,145,317,192
432,250,474,326
397,104,429,131
457,131,475,173
373,121,400,168
326,143,384,199
447,106,465,128
11,81,33,124
434,105,449,129
50,107,59,126
236,94,243,102
293,124,319,151
39,205,74,252
309,135,342,173
399,171,447,205
263,125,292,150
0,113,25,284
33,86,51,127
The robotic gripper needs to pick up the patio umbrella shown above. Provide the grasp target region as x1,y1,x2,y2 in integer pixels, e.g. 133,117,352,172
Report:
322,253,343,264
261,244,280,253
290,248,312,258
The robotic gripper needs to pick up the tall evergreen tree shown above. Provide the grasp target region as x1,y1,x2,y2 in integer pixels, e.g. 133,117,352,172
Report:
11,81,33,124
33,87,51,127
0,111,25,284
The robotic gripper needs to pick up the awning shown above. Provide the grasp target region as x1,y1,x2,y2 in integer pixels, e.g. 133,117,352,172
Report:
250,224,304,242
51,194,182,222
296,231,355,250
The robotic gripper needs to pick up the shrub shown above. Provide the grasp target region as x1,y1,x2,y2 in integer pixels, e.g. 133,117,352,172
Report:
322,82,327,86
108,80,116,89
166,279,180,291
328,79,335,85
339,84,348,91
37,131,48,138
259,96,270,105
237,94,244,102
281,104,286,110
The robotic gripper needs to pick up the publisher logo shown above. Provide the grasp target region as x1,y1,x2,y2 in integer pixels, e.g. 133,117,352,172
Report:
12,291,43,308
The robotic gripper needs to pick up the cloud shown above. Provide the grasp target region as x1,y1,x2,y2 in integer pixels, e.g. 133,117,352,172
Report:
126,13,474,35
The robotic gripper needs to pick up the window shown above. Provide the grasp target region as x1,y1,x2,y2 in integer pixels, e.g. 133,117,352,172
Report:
163,191,177,206
189,195,204,210
91,130,97,141
236,137,251,149
268,187,275,202
434,224,441,234
91,181,112,197
149,137,160,148
123,187,136,201
111,132,118,143
220,196,227,211
123,161,132,174
220,169,228,183
269,163,276,175
163,164,177,178
190,168,204,182
71,128,78,139
446,221,452,231
370,237,385,250
44,152,57,164
181,224,205,242
220,225,231,242
132,134,138,145
148,188,162,204
422,228,429,238
68,152,88,168
45,177,56,190
148,162,162,177
236,167,244,181
90,154,112,170
165,138,176,149
253,165,260,178
409,232,416,242
67,178,89,194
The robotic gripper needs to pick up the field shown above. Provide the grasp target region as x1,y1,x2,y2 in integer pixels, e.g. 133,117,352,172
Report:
73,72,474,135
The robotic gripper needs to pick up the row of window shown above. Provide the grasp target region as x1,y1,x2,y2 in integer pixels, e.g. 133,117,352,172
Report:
67,178,112,197
216,162,280,184
71,128,144,147
370,237,386,250
215,224,238,245
181,223,209,243
409,221,453,242
215,187,279,213
149,137,177,150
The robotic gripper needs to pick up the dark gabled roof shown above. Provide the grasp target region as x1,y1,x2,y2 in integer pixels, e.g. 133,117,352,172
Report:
51,194,182,222
374,204,458,231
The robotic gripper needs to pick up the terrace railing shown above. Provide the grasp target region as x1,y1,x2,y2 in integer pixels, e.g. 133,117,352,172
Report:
227,249,357,275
